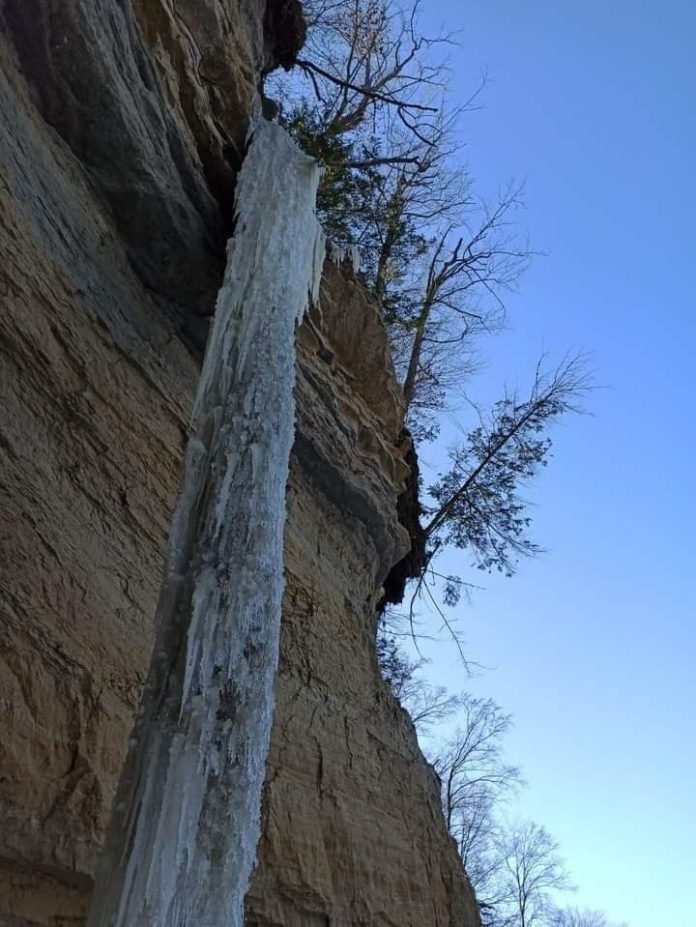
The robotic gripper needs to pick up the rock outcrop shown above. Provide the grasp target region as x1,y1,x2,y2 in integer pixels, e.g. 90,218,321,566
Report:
0,1,480,924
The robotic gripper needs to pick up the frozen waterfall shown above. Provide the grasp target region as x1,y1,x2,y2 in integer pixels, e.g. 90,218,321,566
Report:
87,114,325,927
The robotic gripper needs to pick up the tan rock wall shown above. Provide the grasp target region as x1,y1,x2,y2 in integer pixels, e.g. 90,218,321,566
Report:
0,2,480,924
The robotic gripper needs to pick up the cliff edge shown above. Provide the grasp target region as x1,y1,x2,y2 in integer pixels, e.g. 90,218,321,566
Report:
0,1,480,923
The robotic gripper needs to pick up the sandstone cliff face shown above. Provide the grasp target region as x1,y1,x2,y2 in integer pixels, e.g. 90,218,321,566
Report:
0,2,480,924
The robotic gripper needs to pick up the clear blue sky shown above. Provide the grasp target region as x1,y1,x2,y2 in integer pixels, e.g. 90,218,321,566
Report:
412,3,696,925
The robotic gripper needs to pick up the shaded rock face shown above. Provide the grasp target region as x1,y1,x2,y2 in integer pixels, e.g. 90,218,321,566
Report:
2,0,281,345
0,2,480,925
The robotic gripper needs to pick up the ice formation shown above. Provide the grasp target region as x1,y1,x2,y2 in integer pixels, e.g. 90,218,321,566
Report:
327,238,361,273
87,115,325,926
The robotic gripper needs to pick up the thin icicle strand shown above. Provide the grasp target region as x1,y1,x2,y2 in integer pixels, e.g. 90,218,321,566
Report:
87,115,325,927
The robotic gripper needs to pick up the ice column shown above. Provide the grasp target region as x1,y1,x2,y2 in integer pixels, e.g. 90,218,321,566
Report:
87,116,325,927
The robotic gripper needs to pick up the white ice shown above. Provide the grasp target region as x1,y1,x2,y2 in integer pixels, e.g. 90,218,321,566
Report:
88,112,325,927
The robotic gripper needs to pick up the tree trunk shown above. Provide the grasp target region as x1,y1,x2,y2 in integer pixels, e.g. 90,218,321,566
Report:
87,116,325,927
402,303,430,412
373,174,406,307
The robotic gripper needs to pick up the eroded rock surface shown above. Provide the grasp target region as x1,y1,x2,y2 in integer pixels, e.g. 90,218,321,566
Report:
0,1,480,924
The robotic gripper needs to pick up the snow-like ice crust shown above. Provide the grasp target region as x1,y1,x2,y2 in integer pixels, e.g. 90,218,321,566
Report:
87,114,325,927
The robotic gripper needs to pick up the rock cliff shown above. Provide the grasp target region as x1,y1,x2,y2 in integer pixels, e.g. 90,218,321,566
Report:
0,1,480,924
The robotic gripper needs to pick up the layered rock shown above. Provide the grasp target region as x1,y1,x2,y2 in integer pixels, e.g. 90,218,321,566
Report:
245,265,479,925
0,1,480,924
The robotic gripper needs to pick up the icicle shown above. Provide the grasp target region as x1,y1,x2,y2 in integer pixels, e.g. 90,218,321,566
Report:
327,239,361,274
87,115,325,927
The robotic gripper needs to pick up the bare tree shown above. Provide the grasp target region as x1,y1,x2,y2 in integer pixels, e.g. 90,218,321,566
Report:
290,0,450,143
435,698,521,834
422,695,522,925
404,682,469,732
376,627,468,732
376,637,626,927
495,821,574,927
400,184,529,417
